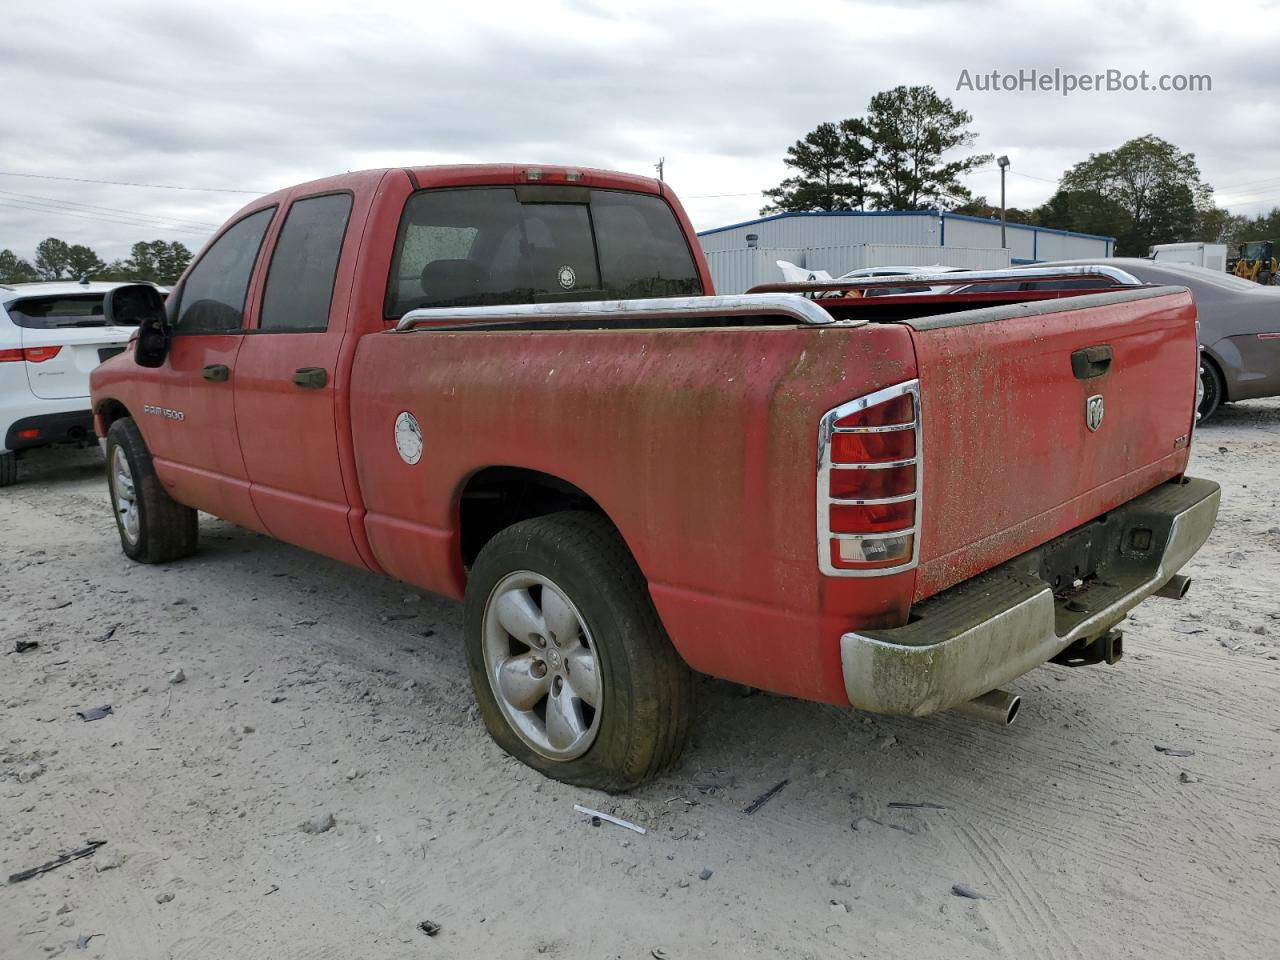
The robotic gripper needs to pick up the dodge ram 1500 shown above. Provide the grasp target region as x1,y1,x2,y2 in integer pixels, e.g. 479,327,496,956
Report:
90,164,1219,789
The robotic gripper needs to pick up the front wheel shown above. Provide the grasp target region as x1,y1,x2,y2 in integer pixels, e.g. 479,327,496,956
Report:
463,511,692,791
105,417,198,563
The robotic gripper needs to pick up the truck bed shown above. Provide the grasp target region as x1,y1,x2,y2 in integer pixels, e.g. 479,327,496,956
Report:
351,284,1200,703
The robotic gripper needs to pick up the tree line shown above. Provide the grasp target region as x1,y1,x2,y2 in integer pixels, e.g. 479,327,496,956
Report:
765,86,1278,255
0,238,193,286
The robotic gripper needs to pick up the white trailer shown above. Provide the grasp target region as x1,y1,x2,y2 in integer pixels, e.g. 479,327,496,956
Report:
1150,242,1229,272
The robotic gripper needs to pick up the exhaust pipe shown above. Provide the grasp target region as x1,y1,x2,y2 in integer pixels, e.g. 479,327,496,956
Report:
1154,575,1192,600
953,689,1021,726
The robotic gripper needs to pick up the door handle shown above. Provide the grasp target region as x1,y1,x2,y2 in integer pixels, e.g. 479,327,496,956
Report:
202,364,230,383
292,367,328,389
1070,345,1112,380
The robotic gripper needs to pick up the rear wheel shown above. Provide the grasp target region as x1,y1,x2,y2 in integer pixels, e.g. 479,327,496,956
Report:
463,511,692,791
1198,358,1225,422
105,418,198,563
0,451,15,487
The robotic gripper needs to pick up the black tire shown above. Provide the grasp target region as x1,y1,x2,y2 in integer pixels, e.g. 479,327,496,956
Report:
464,511,693,792
1198,357,1225,422
0,451,15,488
105,417,198,563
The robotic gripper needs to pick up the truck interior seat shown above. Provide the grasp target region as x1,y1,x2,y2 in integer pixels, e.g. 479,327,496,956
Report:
420,259,489,305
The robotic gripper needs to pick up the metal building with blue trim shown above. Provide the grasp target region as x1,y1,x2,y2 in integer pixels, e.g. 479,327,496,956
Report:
698,210,1113,262
696,210,1114,292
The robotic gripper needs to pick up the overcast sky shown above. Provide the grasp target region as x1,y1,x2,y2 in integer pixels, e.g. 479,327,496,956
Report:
3,0,1279,263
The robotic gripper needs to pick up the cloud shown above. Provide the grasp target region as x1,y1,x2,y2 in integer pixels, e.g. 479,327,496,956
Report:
1,0,1276,263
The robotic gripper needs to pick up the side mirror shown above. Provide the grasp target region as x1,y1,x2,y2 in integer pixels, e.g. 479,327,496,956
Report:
104,284,169,368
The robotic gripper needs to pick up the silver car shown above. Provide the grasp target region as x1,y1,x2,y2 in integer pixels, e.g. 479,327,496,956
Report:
1025,258,1280,420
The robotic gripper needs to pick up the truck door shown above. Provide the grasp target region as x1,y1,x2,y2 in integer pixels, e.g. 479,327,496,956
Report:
142,206,276,531
232,190,366,566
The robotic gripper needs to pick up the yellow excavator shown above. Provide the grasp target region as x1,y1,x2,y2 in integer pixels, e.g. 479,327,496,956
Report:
1229,240,1278,284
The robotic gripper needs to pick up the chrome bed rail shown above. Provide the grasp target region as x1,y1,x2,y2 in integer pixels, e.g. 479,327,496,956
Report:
395,293,849,332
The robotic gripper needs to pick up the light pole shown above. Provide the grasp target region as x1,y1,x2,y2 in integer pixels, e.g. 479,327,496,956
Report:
997,155,1010,250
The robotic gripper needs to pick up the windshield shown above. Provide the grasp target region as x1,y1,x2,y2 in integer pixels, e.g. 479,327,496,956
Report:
386,187,703,318
3,293,113,328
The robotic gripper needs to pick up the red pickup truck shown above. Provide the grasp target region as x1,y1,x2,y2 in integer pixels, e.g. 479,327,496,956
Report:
90,164,1219,790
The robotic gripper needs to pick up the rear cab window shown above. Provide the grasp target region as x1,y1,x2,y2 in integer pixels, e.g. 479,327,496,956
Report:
4,294,110,328
385,186,702,319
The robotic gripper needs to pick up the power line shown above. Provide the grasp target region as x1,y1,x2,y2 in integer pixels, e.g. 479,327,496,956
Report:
0,199,211,236
1207,172,1280,192
0,170,263,195
1009,170,1058,184
0,189,221,229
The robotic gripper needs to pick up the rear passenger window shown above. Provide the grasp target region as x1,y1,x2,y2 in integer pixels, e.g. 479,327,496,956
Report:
260,193,353,331
174,207,274,334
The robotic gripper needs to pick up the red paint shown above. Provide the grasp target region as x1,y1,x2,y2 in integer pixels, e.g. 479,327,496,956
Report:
91,164,1202,708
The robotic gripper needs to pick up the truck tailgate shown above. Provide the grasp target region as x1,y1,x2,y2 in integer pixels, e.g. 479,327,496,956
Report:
908,286,1199,601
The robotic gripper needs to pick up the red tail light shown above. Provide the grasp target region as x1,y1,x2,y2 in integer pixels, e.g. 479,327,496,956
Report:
817,380,921,576
830,430,915,464
0,349,23,363
828,464,915,500
830,500,916,534
21,346,63,363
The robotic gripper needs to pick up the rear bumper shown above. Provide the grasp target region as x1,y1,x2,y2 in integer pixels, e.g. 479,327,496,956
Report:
839,476,1221,715
4,410,96,452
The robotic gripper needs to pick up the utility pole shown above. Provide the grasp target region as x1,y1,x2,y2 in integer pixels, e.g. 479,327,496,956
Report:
997,155,1010,249
655,157,665,181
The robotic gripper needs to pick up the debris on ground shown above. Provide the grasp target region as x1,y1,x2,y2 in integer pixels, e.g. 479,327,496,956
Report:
75,705,113,722
878,735,897,750
155,892,174,904
14,639,38,653
888,801,949,810
699,868,714,881
93,850,126,873
300,812,336,834
743,778,789,815
1179,771,1200,784
7,840,106,884
829,899,849,913
75,933,103,949
91,624,119,643
417,920,441,937
1155,745,1196,757
573,804,646,835
380,612,417,622
168,667,186,685
951,884,988,900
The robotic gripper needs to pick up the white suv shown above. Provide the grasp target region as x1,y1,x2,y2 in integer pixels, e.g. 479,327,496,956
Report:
1,280,148,486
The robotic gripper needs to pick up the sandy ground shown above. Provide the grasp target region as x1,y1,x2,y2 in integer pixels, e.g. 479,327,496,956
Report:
2,401,1279,960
